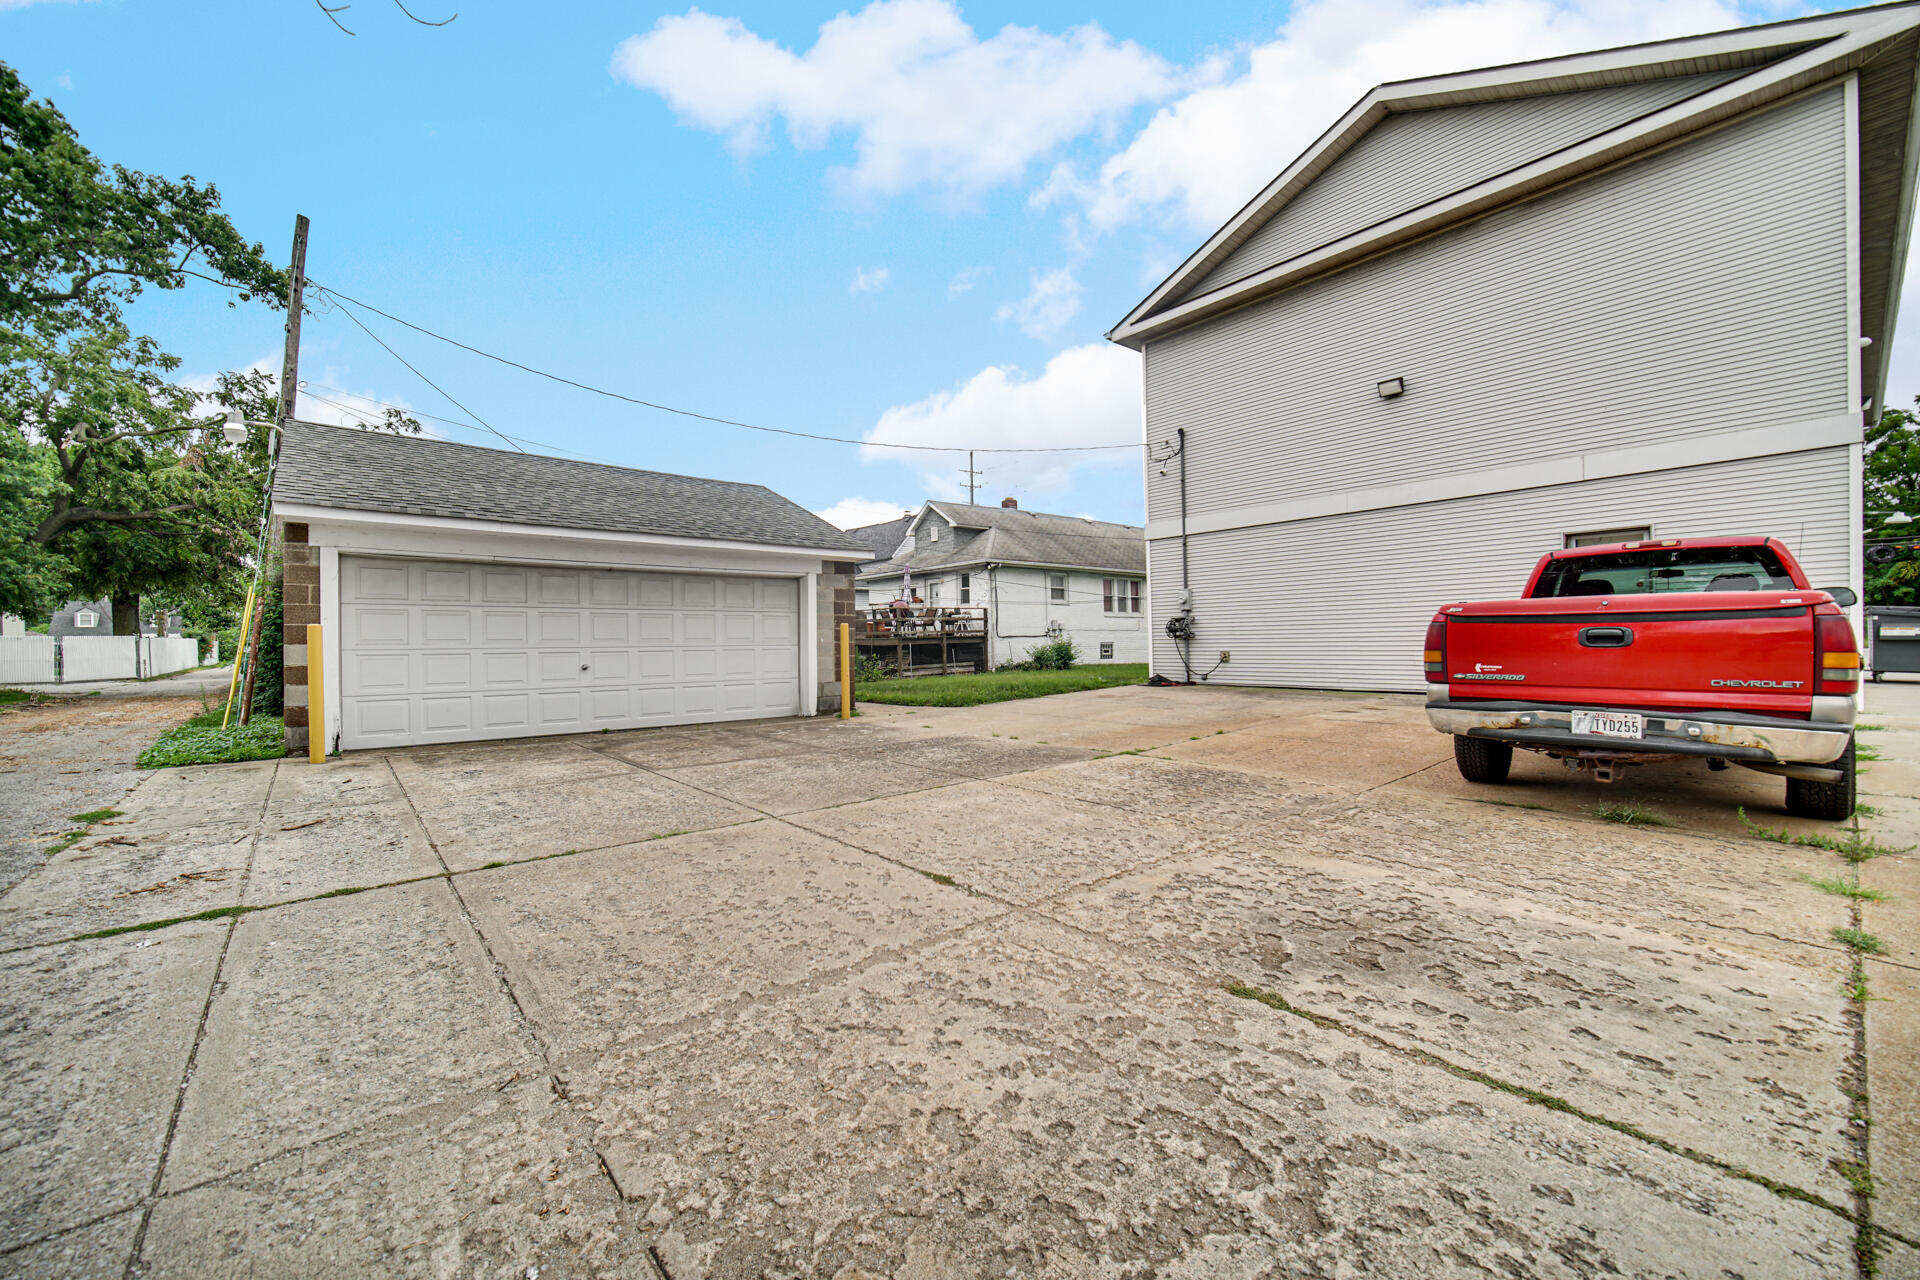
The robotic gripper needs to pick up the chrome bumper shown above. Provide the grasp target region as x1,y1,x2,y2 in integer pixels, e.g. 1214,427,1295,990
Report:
1425,699,1854,765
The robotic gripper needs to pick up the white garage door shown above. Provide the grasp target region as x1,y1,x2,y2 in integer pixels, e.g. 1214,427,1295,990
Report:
338,557,801,749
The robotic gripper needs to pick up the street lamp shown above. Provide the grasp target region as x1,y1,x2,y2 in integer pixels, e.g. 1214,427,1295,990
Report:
1868,510,1914,525
222,409,249,446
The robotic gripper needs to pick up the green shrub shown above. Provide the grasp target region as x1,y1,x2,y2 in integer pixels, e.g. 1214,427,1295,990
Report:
250,585,284,717
853,653,894,683
1024,638,1079,670
138,710,286,769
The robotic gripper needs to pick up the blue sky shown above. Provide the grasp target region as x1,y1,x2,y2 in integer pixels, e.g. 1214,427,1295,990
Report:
6,0,1880,530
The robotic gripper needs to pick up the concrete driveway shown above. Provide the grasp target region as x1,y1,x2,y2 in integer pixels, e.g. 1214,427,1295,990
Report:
2,683,1917,1278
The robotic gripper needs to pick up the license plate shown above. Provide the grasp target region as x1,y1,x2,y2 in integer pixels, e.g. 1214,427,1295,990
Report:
1571,710,1644,739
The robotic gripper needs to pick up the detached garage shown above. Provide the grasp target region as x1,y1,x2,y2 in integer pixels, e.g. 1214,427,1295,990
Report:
270,423,864,754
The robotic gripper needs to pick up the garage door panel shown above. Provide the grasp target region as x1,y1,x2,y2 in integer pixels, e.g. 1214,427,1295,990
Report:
423,569,471,601
482,612,528,644
421,653,473,688
482,571,529,603
423,610,471,644
340,557,802,749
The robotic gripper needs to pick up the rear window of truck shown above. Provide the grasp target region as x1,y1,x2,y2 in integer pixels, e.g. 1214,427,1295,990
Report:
1533,546,1794,597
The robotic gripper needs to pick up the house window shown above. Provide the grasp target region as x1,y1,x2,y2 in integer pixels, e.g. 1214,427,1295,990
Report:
74,610,98,629
856,588,870,608
959,573,970,604
1049,574,1066,602
1103,579,1115,612
1565,526,1650,549
1100,642,1114,659
928,525,939,543
1129,581,1142,613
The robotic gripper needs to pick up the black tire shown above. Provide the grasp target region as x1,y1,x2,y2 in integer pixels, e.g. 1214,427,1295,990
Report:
1454,734,1513,784
1785,737,1856,822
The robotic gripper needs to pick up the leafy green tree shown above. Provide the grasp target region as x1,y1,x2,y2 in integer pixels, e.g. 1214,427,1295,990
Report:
1866,400,1920,607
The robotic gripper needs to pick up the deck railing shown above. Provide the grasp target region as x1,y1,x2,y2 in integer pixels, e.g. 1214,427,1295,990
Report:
854,605,988,641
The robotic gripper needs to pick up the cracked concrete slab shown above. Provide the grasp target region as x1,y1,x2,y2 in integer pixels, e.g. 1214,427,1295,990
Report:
0,1209,139,1280
386,739,638,805
115,759,274,834
655,753,958,815
790,779,1222,905
140,1078,651,1280
1005,752,1344,831
1257,790,1848,965
0,923,224,1249
410,771,757,871
263,757,405,815
465,821,998,1054
0,823,251,948
1151,712,1454,792
164,881,531,1189
594,723,830,770
244,800,439,906
573,914,1849,1279
1040,845,1855,1201
838,734,1104,779
1870,958,1920,1244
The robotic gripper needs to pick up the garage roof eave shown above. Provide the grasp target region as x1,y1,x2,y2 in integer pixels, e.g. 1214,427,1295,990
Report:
271,501,866,562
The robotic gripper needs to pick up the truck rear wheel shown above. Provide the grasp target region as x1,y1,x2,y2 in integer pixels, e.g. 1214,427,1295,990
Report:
1454,735,1513,784
1785,738,1855,821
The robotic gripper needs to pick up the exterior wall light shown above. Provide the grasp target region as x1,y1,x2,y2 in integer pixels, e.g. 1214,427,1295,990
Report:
1376,377,1405,398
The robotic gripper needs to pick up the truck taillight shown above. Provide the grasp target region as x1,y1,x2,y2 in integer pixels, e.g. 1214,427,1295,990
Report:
1815,613,1860,695
1424,616,1446,683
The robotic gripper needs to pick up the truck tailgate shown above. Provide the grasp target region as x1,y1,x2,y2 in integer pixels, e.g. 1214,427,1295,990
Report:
1442,593,1816,715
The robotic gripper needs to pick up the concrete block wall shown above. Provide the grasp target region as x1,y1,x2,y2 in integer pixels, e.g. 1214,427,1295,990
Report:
280,521,316,753
818,559,857,713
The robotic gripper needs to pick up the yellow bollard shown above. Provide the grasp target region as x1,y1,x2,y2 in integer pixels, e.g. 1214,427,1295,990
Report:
839,622,852,720
307,623,325,763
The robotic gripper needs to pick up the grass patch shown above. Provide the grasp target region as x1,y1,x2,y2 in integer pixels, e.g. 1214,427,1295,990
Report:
1857,723,1886,733
1738,808,1912,861
1857,742,1884,762
42,830,86,856
0,688,30,704
855,663,1148,707
1806,875,1890,902
1590,801,1672,827
68,808,122,824
918,869,958,886
137,710,285,769
1832,926,1889,955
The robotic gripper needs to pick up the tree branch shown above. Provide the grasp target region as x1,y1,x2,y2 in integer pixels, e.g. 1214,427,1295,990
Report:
32,502,197,544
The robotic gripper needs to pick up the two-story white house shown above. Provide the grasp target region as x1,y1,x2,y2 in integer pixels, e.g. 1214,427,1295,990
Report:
857,499,1147,668
1108,4,1918,692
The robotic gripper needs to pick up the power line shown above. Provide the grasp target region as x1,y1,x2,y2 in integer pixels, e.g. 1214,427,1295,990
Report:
323,298,527,453
299,384,619,463
307,282,1145,456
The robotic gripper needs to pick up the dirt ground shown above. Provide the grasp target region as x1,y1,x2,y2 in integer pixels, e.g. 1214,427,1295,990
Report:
0,692,203,893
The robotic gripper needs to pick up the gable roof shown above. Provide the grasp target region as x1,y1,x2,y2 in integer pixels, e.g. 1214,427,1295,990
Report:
1108,2,1920,410
859,501,1145,579
273,422,867,555
842,513,914,562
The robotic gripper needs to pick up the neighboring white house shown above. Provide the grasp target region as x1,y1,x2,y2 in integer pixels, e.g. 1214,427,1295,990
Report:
1108,5,1918,692
270,422,867,754
857,500,1147,668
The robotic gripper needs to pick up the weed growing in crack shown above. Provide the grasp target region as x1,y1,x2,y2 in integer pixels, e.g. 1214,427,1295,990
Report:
1806,876,1890,901
1857,742,1884,763
919,870,958,886
1832,927,1888,955
67,809,122,824
1738,809,1911,861
1590,802,1671,827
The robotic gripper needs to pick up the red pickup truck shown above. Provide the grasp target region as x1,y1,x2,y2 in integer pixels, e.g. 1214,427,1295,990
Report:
1424,536,1861,819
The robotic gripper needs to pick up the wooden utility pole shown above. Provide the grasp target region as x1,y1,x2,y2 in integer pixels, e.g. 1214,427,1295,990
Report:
276,215,310,428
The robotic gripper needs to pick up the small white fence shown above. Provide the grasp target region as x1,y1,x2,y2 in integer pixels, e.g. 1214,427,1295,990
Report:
0,634,204,685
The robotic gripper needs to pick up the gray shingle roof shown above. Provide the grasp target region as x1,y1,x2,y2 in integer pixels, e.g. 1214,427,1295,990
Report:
842,514,913,562
859,501,1144,578
274,422,867,554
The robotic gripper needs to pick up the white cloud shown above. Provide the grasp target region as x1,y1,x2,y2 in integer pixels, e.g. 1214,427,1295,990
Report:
995,266,1083,340
0,0,93,10
814,497,915,529
863,344,1141,494
609,0,1183,198
1052,0,1745,232
849,265,890,295
947,266,987,297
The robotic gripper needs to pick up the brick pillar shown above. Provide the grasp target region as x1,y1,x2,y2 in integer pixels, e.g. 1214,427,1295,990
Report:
817,560,858,714
279,521,317,753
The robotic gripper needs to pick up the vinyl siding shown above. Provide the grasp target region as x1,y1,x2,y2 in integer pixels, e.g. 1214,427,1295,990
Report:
1144,83,1852,524
1183,69,1747,301
868,566,1148,667
1147,446,1852,692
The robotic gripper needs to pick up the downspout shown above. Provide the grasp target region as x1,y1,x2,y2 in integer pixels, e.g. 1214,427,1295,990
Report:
1178,427,1190,601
